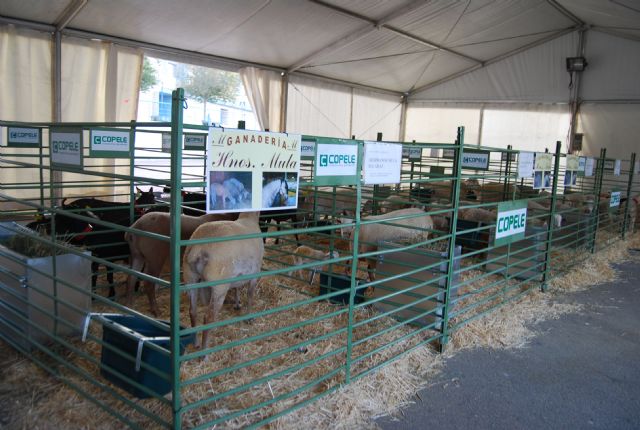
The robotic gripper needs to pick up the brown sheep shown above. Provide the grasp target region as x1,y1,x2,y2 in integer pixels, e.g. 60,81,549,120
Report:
124,211,237,316
183,212,264,349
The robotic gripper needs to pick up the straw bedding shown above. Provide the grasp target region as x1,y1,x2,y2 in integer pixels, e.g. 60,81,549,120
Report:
1,232,638,429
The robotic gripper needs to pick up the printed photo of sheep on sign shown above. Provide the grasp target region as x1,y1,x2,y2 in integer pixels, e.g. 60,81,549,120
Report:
262,172,298,209
208,171,252,211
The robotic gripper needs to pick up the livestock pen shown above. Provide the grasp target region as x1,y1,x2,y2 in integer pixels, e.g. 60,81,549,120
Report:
0,88,637,429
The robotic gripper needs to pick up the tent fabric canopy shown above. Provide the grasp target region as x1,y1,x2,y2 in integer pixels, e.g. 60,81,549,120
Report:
1,0,638,98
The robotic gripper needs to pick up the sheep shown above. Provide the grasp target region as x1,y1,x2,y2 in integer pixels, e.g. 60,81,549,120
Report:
457,207,497,224
289,245,339,283
182,211,264,349
475,183,516,203
343,207,433,282
124,211,238,316
379,195,422,214
526,200,562,228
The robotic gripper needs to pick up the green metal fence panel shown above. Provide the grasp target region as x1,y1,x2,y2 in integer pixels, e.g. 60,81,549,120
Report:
1,91,637,429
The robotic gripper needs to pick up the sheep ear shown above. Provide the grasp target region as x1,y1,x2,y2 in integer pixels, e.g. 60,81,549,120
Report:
148,187,153,193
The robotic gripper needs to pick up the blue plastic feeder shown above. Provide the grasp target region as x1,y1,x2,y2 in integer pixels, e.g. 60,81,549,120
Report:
84,314,195,398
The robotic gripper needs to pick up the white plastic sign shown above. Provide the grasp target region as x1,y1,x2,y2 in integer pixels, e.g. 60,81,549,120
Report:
316,143,358,177
461,150,490,170
301,140,316,158
578,156,586,172
7,127,40,148
184,133,207,151
517,151,534,179
614,159,621,176
90,128,130,157
363,141,402,185
585,158,595,177
402,146,422,161
51,129,83,167
495,200,528,246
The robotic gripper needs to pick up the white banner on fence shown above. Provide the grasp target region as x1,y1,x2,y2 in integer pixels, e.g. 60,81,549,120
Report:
51,129,82,167
635,160,640,175
578,156,586,172
363,141,402,185
207,128,301,213
614,159,621,176
495,206,528,241
90,128,130,157
585,157,595,177
301,139,316,158
184,133,207,150
517,151,534,179
402,146,422,161
0,127,3,146
316,143,358,177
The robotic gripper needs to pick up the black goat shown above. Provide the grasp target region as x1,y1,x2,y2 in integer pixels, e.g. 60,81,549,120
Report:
26,208,135,298
157,187,206,216
63,187,156,223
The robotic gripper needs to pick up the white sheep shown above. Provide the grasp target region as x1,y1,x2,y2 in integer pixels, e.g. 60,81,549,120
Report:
289,245,339,283
183,211,264,349
124,211,237,316
343,207,433,282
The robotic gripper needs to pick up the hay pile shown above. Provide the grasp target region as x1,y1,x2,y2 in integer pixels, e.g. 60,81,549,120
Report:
1,232,638,429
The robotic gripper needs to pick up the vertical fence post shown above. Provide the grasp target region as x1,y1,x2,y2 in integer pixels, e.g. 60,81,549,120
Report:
590,148,607,253
439,126,464,351
540,141,562,292
345,141,363,384
622,152,636,239
170,88,185,430
128,120,137,224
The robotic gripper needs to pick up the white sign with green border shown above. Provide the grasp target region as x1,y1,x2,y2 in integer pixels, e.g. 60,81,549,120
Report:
402,146,422,161
184,133,207,151
314,140,359,186
461,150,490,170
301,139,316,159
50,128,83,167
90,128,130,157
7,127,41,148
494,199,528,246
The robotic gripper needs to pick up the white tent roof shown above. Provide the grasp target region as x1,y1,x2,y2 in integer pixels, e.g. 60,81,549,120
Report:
1,0,638,95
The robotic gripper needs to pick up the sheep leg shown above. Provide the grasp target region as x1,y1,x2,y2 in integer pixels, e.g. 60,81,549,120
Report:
106,266,116,298
145,259,164,317
91,261,99,291
234,287,241,310
202,286,228,350
274,220,281,245
125,256,144,306
246,279,258,319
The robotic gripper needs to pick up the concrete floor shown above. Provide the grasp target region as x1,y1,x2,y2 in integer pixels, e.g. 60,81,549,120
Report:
377,259,640,430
